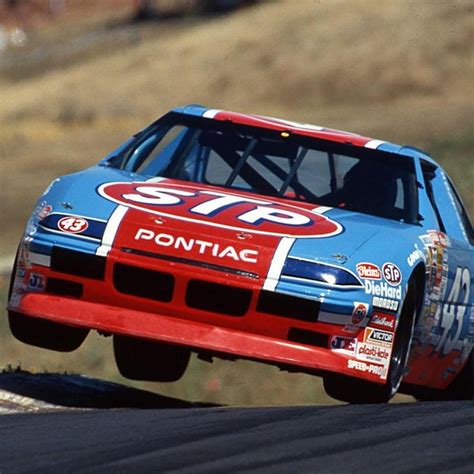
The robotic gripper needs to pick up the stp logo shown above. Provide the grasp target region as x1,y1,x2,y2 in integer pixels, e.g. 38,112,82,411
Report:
382,262,402,286
58,216,89,234
98,181,343,238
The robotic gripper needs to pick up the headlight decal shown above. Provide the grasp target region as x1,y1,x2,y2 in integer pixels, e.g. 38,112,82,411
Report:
281,257,363,288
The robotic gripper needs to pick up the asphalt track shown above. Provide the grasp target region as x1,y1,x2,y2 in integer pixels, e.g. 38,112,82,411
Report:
0,400,473,473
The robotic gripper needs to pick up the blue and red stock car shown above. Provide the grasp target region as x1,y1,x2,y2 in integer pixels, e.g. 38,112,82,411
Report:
7,105,474,402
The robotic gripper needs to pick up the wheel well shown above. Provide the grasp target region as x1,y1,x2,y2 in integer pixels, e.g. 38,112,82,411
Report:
410,263,426,322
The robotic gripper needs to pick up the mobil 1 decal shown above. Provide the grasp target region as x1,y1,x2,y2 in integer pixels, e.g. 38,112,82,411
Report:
98,181,343,238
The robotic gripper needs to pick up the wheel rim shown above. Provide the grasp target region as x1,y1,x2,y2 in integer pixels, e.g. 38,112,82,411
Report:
387,290,416,395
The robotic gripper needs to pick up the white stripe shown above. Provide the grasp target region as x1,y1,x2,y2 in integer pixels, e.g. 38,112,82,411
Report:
29,252,51,267
311,206,332,215
145,177,166,183
96,206,128,257
203,109,221,119
263,237,295,291
365,139,386,149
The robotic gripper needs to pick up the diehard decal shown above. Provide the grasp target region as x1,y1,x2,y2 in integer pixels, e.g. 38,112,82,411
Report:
98,181,343,238
365,280,401,299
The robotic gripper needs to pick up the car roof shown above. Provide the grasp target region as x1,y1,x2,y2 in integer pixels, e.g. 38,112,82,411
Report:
171,104,438,166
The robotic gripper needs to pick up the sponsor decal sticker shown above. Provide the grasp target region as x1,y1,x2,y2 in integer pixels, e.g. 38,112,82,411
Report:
382,262,402,286
330,336,356,354
57,216,89,234
342,324,361,334
98,181,343,238
369,313,396,331
347,359,387,378
134,228,259,263
28,273,46,292
352,302,369,325
356,342,390,364
365,327,394,346
372,296,399,312
356,262,381,280
365,280,401,299
407,245,425,267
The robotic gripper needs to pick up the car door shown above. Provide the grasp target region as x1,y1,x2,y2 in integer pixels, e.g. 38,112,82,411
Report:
421,160,474,382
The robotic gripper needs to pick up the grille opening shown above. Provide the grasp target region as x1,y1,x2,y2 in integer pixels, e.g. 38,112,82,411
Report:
46,278,83,298
51,247,106,280
287,328,329,348
257,290,320,322
186,280,251,316
113,263,174,302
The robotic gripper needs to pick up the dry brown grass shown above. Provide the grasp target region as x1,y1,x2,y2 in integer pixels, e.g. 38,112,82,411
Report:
0,0,471,404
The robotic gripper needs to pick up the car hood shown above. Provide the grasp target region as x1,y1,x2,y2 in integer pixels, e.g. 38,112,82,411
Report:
41,167,415,276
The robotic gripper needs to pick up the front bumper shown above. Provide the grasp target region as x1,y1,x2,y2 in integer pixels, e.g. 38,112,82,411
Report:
11,292,386,383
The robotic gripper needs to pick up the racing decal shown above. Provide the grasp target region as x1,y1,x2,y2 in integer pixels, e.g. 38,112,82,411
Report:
407,245,425,267
39,213,107,241
27,273,46,292
356,343,390,365
368,313,396,332
372,296,399,312
356,262,381,280
347,359,387,379
114,207,282,279
419,230,450,299
364,327,394,347
98,181,343,239
365,280,401,299
96,205,129,257
134,229,259,263
352,302,368,325
58,216,89,234
434,267,471,356
342,324,363,334
330,336,356,355
382,262,402,286
34,201,53,220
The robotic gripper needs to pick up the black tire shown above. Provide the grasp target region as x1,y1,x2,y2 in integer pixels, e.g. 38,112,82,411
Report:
413,350,474,401
8,248,89,352
323,281,418,403
113,335,191,382
8,311,89,352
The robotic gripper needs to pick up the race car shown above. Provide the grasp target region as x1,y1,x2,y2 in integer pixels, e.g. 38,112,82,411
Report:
7,105,474,402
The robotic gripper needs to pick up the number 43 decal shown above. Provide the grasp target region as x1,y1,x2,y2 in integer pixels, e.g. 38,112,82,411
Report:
436,267,471,355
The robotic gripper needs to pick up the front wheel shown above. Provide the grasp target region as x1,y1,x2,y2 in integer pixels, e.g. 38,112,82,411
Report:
113,335,191,382
324,281,418,403
9,311,89,352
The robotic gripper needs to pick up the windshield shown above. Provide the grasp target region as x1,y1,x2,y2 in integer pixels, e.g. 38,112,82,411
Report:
111,115,419,223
